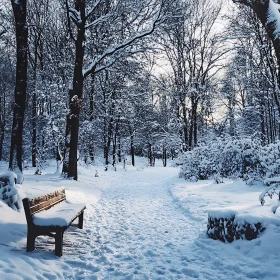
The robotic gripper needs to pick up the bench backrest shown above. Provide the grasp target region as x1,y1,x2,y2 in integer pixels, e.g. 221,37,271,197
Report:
22,189,66,223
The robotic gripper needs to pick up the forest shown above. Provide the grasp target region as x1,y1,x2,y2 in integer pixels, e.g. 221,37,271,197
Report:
2,0,280,278
1,0,280,182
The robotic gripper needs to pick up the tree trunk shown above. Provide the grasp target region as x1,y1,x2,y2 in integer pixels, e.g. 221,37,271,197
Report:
234,0,280,65
112,116,120,166
234,0,280,114
193,101,198,147
31,40,38,168
105,117,113,166
188,117,193,150
162,145,167,167
9,0,28,183
148,142,153,166
112,121,118,168
260,100,266,145
89,72,95,163
0,118,4,161
0,88,5,161
118,135,121,163
182,104,188,150
130,132,135,166
62,0,85,180
171,148,174,160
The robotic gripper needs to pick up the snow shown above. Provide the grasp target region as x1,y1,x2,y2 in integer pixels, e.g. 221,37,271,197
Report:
0,170,17,183
33,201,86,227
268,0,280,38
1,160,280,279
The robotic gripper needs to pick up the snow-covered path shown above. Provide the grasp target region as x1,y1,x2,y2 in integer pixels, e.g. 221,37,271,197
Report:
58,166,278,280
1,164,280,279
62,167,202,279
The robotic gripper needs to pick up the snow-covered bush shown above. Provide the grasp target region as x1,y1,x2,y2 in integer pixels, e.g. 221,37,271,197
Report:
258,143,280,179
0,172,21,211
179,137,280,182
207,214,265,242
179,145,217,181
219,138,260,179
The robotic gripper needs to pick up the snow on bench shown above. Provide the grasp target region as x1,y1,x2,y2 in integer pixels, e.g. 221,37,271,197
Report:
22,189,86,256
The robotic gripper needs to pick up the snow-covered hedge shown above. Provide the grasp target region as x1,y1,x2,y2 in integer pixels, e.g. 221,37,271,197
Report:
0,172,21,211
178,138,280,182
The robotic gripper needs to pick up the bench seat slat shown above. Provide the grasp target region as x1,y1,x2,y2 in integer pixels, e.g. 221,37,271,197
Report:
30,196,66,214
32,201,86,227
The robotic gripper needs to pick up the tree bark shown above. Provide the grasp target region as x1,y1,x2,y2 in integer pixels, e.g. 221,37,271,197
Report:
9,0,28,182
105,116,113,166
148,142,153,166
162,145,167,167
234,0,280,65
182,104,188,151
131,136,135,166
88,72,95,163
193,100,198,147
31,38,38,168
0,87,5,161
118,135,121,163
63,0,85,180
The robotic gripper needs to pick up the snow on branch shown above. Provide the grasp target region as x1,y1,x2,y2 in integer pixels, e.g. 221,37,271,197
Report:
259,181,280,213
85,0,101,20
268,0,280,38
259,183,280,206
233,0,280,39
82,1,164,78
94,49,143,74
69,8,81,25
85,13,111,29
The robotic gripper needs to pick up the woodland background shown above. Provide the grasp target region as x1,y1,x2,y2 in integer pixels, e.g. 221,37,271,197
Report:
1,0,280,181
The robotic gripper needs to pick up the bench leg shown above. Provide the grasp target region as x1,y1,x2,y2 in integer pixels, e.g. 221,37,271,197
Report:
78,211,84,229
26,231,35,252
55,230,63,257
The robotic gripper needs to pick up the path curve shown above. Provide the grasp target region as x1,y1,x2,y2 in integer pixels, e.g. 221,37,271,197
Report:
61,166,206,279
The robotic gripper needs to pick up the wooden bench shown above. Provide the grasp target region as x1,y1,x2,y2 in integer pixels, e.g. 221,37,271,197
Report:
22,189,86,256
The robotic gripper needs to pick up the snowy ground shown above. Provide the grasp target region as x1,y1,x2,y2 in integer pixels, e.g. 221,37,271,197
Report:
1,159,280,279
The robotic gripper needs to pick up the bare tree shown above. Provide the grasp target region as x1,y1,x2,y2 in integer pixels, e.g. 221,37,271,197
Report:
62,0,166,179
233,0,280,64
9,0,28,183
158,0,227,149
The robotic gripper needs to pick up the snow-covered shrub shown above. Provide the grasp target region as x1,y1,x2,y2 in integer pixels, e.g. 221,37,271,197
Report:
219,138,260,179
179,137,262,181
207,214,265,242
179,145,216,181
258,142,280,179
0,172,21,211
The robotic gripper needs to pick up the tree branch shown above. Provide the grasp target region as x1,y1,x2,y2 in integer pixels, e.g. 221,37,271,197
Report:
83,1,163,78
